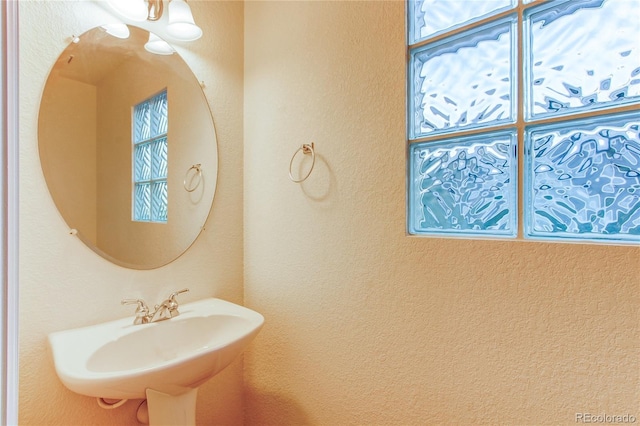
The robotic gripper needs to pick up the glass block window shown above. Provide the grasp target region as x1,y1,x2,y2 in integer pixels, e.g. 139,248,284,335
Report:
408,0,515,44
133,90,168,223
409,18,516,139
524,0,640,120
407,0,640,244
525,112,640,242
409,131,517,236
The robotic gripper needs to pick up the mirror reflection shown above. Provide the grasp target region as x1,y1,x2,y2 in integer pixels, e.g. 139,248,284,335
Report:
38,25,218,269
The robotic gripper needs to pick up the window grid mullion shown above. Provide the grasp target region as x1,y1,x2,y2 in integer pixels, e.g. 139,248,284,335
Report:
407,97,640,147
134,134,167,147
408,122,516,145
516,0,525,238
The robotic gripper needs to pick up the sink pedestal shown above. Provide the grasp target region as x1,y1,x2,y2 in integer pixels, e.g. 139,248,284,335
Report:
146,388,198,426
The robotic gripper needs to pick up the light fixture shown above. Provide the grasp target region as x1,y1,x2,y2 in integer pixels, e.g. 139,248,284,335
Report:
166,0,202,41
144,32,175,55
105,0,202,42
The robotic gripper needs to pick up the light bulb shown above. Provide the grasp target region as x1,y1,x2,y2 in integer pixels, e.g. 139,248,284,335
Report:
166,0,203,41
144,33,175,56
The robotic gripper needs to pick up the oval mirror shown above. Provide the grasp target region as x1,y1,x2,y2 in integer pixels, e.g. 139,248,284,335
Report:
38,25,218,269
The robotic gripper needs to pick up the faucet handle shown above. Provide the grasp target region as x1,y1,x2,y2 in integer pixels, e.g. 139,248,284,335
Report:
164,289,189,318
168,288,189,303
121,299,150,324
121,298,148,308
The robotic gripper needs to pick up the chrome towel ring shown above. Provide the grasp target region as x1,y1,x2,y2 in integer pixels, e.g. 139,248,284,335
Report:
288,143,315,183
183,164,202,192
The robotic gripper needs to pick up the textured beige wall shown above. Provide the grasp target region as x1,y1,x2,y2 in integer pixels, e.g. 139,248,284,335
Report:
243,1,640,425
19,1,244,425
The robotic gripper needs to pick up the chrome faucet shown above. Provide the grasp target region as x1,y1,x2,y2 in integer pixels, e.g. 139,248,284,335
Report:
120,299,150,325
121,288,189,325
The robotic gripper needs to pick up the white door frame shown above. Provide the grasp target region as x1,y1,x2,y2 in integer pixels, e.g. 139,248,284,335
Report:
1,0,19,424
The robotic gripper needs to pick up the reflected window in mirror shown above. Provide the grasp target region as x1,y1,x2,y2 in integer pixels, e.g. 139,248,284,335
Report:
133,89,168,223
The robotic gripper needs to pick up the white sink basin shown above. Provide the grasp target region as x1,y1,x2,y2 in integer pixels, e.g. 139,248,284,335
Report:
48,298,264,400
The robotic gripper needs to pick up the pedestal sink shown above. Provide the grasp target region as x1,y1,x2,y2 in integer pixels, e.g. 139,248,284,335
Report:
48,298,264,425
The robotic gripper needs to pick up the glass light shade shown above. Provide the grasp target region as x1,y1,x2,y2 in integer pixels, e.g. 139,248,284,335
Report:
144,33,175,56
106,0,148,22
166,0,203,41
101,24,130,39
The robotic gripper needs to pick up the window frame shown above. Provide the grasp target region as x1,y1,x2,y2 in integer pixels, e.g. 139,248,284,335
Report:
132,88,169,224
